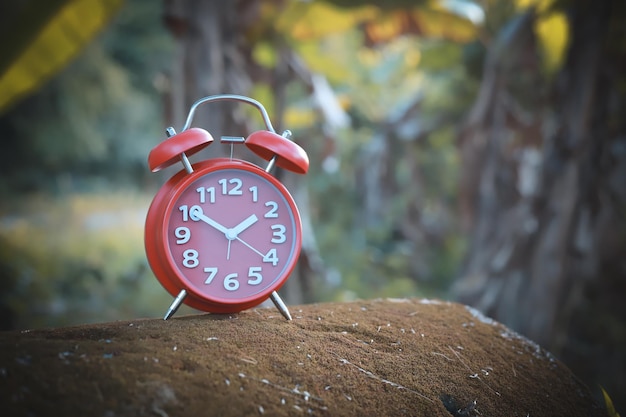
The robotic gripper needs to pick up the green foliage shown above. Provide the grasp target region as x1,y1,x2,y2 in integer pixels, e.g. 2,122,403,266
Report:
0,192,179,329
0,0,174,193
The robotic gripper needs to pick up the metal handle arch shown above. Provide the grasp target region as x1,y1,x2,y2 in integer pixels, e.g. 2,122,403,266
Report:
181,94,276,133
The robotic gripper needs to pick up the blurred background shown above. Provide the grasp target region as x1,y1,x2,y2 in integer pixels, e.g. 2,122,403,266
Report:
0,0,624,410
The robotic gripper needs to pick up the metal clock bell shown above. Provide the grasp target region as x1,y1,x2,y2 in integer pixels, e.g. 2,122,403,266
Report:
144,95,309,321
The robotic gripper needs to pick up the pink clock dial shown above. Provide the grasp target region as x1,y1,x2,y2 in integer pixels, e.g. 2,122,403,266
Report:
158,159,302,310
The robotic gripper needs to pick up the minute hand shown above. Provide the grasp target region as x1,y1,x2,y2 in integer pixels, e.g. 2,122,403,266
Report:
190,206,229,234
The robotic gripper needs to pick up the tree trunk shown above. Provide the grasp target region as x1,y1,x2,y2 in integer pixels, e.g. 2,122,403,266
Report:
454,0,626,407
163,0,253,155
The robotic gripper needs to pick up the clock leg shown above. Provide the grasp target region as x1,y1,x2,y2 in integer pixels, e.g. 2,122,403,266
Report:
164,289,187,320
269,291,292,321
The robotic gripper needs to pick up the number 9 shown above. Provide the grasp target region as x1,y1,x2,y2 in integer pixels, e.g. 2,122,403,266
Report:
175,226,191,244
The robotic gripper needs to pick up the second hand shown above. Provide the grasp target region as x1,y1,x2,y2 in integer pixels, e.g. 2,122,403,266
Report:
236,236,265,258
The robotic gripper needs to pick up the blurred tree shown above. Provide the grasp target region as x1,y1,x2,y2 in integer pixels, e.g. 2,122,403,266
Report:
0,0,174,193
453,0,626,407
162,0,254,137
157,0,482,304
0,0,177,329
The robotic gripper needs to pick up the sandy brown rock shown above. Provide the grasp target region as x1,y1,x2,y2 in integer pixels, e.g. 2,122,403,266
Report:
0,298,605,416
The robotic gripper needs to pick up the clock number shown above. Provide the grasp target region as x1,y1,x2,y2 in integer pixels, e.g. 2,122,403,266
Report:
224,273,239,291
271,224,286,243
204,269,260,289
182,249,199,268
263,249,279,266
174,227,191,244
204,267,218,284
248,267,263,285
249,186,258,202
196,187,216,204
179,205,202,221
264,201,278,218
218,178,243,195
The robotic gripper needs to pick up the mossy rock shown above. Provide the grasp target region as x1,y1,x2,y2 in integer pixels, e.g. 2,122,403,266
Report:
0,298,605,416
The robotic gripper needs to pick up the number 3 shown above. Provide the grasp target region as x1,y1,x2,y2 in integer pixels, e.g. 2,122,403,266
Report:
271,224,286,243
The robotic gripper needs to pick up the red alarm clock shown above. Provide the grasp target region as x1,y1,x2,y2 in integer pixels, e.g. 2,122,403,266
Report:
144,95,309,320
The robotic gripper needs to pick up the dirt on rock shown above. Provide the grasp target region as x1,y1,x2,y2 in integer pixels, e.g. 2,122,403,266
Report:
0,298,606,416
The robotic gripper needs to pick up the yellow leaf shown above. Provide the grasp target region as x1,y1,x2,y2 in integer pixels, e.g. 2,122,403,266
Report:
252,42,277,69
284,107,317,129
411,7,478,43
513,0,569,74
361,7,478,45
601,386,621,417
363,10,410,44
278,2,377,41
0,0,123,114
535,10,569,74
516,0,556,13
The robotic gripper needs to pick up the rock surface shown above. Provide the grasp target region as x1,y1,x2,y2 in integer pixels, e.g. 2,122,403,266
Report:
0,298,605,416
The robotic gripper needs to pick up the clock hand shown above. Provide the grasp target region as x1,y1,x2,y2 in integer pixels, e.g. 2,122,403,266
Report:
227,214,258,239
235,236,266,258
190,206,229,235
225,214,257,260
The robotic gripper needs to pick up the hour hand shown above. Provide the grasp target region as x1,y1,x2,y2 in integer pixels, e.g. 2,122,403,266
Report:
228,214,258,238
189,206,229,234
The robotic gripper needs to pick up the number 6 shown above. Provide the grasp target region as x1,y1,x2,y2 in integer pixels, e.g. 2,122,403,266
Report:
224,273,239,291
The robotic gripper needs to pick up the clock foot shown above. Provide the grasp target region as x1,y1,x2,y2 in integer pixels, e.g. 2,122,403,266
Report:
269,291,292,321
164,289,187,320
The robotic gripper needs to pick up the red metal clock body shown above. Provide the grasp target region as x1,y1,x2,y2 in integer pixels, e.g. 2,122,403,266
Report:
144,95,308,320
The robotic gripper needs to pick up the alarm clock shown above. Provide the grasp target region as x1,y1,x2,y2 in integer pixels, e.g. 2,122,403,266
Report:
144,95,309,321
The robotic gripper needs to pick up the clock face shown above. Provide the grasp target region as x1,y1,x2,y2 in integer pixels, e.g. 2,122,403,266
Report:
161,162,301,307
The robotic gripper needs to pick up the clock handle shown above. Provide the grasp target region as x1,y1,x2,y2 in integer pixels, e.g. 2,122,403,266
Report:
176,94,309,175
181,94,277,133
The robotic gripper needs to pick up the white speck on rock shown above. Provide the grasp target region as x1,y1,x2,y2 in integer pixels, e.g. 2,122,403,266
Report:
418,298,442,305
387,298,410,303
465,305,497,325
465,306,556,363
